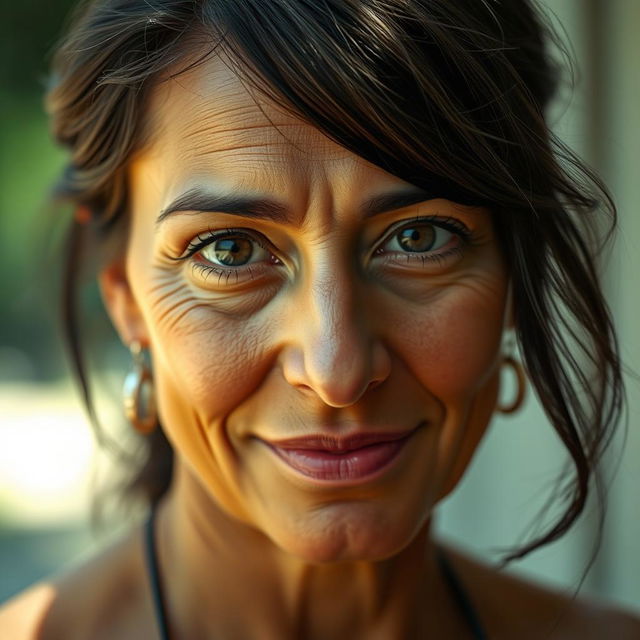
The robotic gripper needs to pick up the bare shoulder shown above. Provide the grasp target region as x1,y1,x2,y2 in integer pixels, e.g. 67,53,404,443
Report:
446,545,640,640
0,525,154,640
0,582,58,640
574,602,640,639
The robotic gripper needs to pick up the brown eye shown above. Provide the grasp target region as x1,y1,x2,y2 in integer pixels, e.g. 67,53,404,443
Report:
397,225,436,252
201,235,254,266
379,222,455,256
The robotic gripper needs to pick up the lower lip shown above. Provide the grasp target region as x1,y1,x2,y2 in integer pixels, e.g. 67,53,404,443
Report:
266,436,412,485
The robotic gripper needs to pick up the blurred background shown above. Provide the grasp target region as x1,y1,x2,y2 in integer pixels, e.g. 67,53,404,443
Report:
1,0,638,614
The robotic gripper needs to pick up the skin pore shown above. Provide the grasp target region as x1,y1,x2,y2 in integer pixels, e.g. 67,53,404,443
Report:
95,51,511,638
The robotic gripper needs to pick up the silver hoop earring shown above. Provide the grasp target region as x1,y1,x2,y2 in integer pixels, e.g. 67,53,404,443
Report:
123,340,157,435
496,355,527,414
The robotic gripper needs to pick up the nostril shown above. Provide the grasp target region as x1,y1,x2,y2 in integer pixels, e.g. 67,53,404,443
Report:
293,379,380,403
365,379,382,393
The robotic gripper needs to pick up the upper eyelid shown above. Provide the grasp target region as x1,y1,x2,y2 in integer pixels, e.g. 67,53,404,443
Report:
374,215,471,246
177,228,271,260
387,215,470,232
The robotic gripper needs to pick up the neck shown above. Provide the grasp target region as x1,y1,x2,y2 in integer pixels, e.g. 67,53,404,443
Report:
155,461,462,640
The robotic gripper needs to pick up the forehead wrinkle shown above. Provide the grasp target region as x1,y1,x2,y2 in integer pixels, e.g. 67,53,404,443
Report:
146,53,356,176
159,57,299,138
166,89,332,166
141,53,383,215
184,125,309,162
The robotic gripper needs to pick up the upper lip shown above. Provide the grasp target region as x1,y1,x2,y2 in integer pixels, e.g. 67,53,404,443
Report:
264,427,420,453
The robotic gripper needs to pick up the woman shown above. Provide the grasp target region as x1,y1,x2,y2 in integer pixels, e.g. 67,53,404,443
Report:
1,0,639,637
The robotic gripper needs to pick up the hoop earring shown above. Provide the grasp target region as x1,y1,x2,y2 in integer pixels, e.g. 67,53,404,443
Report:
123,340,157,434
497,355,527,414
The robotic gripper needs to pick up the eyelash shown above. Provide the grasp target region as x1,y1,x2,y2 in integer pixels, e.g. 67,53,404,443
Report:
182,228,271,260
174,227,276,284
175,216,475,284
374,216,473,264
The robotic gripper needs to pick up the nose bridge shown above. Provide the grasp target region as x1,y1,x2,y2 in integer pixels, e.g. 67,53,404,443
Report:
310,268,361,369
283,261,389,407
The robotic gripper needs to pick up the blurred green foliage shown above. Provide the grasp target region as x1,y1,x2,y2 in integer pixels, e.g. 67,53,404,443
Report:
1,0,83,380
1,0,78,95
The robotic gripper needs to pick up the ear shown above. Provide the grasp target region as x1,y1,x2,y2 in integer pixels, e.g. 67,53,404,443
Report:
99,255,148,347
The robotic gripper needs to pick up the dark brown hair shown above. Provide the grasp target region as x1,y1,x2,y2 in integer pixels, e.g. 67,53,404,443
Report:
47,0,623,562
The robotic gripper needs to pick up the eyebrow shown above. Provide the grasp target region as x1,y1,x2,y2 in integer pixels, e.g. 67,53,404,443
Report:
157,190,291,226
156,185,435,226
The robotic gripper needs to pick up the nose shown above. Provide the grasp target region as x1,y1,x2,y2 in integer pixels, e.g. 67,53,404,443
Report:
280,275,391,407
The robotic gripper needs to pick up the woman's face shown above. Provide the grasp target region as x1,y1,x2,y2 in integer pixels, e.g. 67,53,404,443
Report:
103,54,510,563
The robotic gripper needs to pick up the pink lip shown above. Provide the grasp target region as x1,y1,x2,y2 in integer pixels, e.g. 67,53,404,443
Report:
263,427,421,484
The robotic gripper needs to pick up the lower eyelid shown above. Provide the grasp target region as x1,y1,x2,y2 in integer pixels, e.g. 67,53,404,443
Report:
188,255,281,288
386,245,463,261
191,261,256,284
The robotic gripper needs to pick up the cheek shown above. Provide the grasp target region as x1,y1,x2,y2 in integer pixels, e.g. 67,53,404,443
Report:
151,307,271,424
383,278,508,494
128,256,273,421
144,301,276,521
388,283,506,401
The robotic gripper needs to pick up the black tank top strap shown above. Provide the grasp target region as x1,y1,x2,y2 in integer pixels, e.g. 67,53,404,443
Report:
144,506,171,640
436,547,489,640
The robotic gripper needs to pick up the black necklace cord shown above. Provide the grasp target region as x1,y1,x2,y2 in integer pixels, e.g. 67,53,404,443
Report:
145,507,171,640
437,548,489,640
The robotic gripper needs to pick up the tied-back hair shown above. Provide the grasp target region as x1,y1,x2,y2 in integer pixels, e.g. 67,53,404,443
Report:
47,0,624,562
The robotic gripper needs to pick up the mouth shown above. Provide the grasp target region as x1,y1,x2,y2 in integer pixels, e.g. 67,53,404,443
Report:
262,425,423,485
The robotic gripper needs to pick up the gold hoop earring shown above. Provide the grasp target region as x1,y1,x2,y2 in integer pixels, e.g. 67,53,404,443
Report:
123,340,157,434
497,355,527,414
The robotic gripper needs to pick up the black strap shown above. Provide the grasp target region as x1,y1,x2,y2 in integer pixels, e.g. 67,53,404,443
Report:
437,548,488,640
144,510,487,640
144,507,171,640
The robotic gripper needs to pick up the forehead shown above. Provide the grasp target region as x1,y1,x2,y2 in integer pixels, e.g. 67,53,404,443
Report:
138,52,388,196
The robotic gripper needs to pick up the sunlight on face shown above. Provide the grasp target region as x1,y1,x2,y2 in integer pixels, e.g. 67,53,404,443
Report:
110,52,510,562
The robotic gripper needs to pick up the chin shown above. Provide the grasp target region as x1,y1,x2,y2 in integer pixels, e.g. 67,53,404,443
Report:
266,504,428,564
